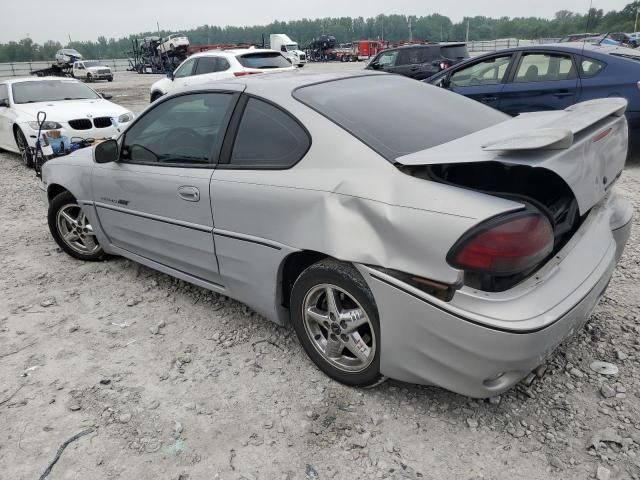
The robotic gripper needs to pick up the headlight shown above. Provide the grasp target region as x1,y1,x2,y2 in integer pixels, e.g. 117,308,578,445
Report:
118,113,133,123
28,121,62,130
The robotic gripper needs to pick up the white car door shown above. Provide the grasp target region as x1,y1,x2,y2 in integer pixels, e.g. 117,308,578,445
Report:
167,57,198,94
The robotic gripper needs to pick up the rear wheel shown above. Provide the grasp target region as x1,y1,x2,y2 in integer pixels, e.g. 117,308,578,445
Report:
290,259,385,387
48,191,104,261
86,73,93,83
14,128,33,168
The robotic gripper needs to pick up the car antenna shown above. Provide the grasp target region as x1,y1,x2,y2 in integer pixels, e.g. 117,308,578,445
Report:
578,0,593,88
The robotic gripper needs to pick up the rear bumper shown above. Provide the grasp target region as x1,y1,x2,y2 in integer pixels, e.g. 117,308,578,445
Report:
358,191,632,397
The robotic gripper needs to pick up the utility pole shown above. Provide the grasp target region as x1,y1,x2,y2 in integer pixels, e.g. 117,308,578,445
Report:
408,17,413,42
466,20,470,42
381,16,384,42
157,22,161,36
635,5,639,33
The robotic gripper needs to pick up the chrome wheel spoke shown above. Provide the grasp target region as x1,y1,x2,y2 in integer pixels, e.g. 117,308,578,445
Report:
325,286,340,317
344,332,371,364
324,336,344,358
339,308,368,333
306,306,329,326
61,211,77,227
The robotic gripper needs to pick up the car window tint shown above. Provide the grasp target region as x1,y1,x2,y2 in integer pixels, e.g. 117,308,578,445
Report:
398,48,424,65
514,53,574,83
230,98,310,168
121,93,235,166
217,58,231,71
580,58,605,77
237,52,290,69
194,57,218,75
0,84,8,104
376,50,398,67
174,58,196,78
441,45,470,60
294,75,508,161
450,55,512,87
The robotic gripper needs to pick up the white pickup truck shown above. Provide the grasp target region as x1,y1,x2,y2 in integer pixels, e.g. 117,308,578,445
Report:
72,60,114,82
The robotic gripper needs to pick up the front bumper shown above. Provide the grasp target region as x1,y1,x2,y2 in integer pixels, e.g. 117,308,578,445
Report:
357,191,632,398
21,124,120,148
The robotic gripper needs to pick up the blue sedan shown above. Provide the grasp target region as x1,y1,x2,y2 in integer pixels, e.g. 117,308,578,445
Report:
426,43,640,157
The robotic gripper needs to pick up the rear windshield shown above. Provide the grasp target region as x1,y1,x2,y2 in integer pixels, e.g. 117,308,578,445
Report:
237,52,291,69
441,45,469,60
293,74,507,160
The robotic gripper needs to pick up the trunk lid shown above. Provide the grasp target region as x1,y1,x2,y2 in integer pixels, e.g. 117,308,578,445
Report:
395,98,628,215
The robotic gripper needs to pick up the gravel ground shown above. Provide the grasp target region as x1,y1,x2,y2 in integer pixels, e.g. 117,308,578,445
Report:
0,67,639,480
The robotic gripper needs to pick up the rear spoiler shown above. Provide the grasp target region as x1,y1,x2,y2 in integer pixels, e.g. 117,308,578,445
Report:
481,98,627,152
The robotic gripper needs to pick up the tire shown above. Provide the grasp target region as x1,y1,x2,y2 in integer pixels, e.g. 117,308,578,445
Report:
48,191,105,261
86,73,93,83
107,77,113,82
150,91,163,103
290,259,385,387
14,128,33,168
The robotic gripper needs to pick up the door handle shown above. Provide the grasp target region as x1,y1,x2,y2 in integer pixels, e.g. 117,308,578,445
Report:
177,186,200,202
553,91,573,98
481,96,498,102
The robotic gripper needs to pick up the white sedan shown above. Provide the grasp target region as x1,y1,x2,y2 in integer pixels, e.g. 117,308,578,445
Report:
150,49,295,102
0,77,134,167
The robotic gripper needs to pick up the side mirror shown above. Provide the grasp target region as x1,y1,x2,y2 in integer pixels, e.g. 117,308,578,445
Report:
369,61,380,70
0,99,8,108
166,70,175,80
94,139,119,164
100,93,113,100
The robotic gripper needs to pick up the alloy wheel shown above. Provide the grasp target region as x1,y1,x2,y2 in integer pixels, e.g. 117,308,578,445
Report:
56,204,101,255
302,284,376,373
15,130,30,166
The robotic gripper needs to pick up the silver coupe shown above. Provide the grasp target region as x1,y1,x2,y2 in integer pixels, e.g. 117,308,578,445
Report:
41,72,632,397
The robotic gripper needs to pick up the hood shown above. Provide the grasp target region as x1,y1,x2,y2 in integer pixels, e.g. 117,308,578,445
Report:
14,99,127,121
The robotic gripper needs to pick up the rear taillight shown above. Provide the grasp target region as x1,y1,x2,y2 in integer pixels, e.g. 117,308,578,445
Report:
447,211,554,275
234,70,262,77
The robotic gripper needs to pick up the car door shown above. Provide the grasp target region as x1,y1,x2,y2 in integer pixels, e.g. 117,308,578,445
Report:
168,57,197,94
0,84,12,149
498,51,579,116
210,96,311,319
371,49,399,73
92,91,239,284
388,48,423,78
444,54,514,109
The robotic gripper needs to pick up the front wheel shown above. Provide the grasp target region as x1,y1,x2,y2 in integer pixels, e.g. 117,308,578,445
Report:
14,128,33,167
86,73,93,83
48,191,104,261
290,259,384,387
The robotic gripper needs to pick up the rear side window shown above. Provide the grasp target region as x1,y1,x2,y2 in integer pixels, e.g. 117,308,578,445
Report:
237,52,291,69
194,57,218,75
230,98,310,168
514,53,575,83
398,47,434,65
580,58,605,78
294,75,507,161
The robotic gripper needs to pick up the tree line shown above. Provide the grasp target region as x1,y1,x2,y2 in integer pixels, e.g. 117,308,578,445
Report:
0,2,637,62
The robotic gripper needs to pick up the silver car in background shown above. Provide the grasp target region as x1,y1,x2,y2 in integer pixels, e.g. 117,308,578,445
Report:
41,72,632,397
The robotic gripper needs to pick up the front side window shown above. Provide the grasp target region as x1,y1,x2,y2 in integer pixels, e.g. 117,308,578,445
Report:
174,58,196,78
0,85,9,105
375,50,398,67
514,53,575,83
450,55,512,87
230,98,310,168
121,93,235,166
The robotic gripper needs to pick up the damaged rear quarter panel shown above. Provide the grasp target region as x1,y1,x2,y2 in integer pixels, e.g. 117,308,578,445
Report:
210,112,523,285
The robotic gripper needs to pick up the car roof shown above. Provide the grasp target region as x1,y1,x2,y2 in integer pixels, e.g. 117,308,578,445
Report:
464,41,640,58
388,42,466,51
188,48,279,59
0,76,82,86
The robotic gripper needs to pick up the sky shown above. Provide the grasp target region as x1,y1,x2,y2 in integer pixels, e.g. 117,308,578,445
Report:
0,0,631,44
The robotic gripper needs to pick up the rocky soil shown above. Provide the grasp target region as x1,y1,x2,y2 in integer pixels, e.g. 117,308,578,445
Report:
0,70,639,480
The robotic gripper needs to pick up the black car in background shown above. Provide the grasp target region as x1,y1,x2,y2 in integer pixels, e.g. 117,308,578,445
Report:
366,43,469,80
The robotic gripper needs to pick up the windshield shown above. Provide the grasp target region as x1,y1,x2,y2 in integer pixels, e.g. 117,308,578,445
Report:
286,44,299,51
83,61,105,68
294,75,507,160
441,45,469,60
237,52,292,69
12,80,100,104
